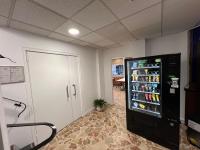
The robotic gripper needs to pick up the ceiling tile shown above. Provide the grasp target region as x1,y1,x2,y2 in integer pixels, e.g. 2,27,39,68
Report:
73,0,117,30
12,0,67,30
10,20,51,36
89,44,102,49
0,0,12,17
48,32,74,42
95,38,115,47
121,4,161,32
70,39,90,46
163,0,200,35
0,15,7,26
80,32,105,43
133,23,161,39
55,20,91,38
102,0,161,19
96,21,134,43
105,43,122,49
33,0,93,18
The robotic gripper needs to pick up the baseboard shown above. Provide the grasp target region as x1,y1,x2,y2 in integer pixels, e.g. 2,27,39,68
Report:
82,107,94,117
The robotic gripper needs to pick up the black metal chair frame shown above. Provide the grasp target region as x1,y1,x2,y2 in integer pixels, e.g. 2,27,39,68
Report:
7,122,57,150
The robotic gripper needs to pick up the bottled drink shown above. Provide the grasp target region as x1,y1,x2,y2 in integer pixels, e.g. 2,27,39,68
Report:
156,76,160,82
149,76,151,82
145,84,148,91
144,69,148,75
145,94,148,101
141,85,145,91
156,95,159,102
148,94,152,101
132,93,135,99
152,94,156,101
135,93,139,99
132,85,136,91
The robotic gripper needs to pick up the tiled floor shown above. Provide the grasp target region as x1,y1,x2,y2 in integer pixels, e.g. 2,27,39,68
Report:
113,87,125,107
42,105,198,150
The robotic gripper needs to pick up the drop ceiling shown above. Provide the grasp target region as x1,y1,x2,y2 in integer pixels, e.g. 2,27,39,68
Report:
0,0,200,49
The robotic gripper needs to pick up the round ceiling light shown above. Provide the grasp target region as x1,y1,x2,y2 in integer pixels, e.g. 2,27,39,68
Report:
68,28,80,35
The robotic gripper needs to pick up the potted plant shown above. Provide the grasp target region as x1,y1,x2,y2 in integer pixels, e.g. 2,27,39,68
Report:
94,99,106,111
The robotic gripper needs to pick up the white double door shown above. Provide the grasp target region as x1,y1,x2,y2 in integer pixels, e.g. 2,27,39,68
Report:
26,51,81,143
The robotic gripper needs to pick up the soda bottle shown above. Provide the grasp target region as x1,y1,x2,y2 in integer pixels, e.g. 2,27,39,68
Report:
149,94,152,101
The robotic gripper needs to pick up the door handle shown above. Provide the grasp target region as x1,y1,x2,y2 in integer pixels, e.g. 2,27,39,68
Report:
66,85,69,100
72,84,76,96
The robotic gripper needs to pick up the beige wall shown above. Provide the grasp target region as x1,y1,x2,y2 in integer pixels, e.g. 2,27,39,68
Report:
146,31,189,122
99,40,146,104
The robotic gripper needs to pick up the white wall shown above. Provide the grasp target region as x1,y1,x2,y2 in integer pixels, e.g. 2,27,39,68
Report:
0,86,10,150
100,40,146,103
0,27,98,148
146,31,189,121
96,49,105,99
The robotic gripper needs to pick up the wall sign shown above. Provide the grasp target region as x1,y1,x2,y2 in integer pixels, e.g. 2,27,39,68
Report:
0,66,25,84
171,77,179,88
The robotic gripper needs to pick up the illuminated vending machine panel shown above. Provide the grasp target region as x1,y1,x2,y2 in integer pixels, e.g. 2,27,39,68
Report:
127,58,162,118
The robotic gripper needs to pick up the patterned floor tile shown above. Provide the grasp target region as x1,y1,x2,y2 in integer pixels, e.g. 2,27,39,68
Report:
42,105,199,150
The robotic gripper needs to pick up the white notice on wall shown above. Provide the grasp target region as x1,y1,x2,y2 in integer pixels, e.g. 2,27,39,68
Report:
10,66,25,83
0,66,25,84
0,67,10,84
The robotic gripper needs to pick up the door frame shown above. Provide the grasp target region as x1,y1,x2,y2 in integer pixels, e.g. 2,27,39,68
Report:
22,47,83,144
111,57,125,104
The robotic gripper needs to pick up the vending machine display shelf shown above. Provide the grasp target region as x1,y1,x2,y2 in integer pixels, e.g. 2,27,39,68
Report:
131,81,160,84
131,66,160,70
132,90,160,95
132,99,160,106
133,74,160,76
132,106,161,118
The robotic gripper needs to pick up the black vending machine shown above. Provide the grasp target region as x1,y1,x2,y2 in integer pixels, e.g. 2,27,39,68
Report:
125,53,180,150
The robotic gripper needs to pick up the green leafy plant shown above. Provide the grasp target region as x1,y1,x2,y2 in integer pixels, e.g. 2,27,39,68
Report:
93,99,106,108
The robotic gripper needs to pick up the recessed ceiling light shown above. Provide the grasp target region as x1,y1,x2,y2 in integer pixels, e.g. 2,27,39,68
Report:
68,28,80,35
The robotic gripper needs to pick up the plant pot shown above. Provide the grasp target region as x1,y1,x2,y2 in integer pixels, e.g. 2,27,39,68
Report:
95,105,105,112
